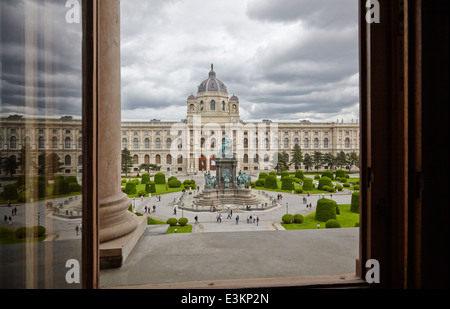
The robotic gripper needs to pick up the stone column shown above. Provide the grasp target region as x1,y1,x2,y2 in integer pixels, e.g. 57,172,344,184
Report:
97,0,146,269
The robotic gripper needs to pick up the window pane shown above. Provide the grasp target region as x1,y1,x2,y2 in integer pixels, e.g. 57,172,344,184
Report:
0,0,82,289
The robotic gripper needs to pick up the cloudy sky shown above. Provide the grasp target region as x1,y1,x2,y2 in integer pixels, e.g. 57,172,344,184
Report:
0,0,359,123
120,0,360,123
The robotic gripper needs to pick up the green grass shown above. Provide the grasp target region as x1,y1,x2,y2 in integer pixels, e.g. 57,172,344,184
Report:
0,226,46,244
253,179,333,195
167,225,192,233
281,204,359,230
121,182,184,198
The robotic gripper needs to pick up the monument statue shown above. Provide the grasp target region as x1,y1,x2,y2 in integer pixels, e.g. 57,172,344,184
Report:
237,170,251,188
218,134,234,159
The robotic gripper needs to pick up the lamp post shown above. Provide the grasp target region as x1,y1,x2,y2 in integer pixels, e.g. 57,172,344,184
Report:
181,203,184,218
286,203,288,214
37,212,40,227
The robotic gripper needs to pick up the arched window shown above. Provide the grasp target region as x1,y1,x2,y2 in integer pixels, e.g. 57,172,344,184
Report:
284,138,289,149
9,136,17,149
133,138,139,149
244,138,248,149
78,155,83,165
222,101,226,111
314,138,319,148
211,138,216,150
285,154,290,162
177,155,183,164
52,137,58,149
324,138,329,148
144,155,150,164
210,100,216,111
294,138,299,146
122,138,128,149
155,138,161,149
232,104,237,113
145,138,150,149
38,136,45,149
254,138,259,149
264,154,270,162
304,138,309,148
65,155,71,166
24,136,31,147
166,138,172,149
133,155,139,164
190,104,195,112
78,137,82,149
345,138,350,148
155,155,161,164
200,101,204,111
177,138,183,149
243,154,249,163
264,138,269,150
167,155,172,164
65,137,72,149
254,154,259,163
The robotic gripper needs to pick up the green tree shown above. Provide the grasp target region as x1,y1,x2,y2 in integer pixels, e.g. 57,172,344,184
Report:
3,156,18,176
313,151,323,172
121,147,133,177
303,155,313,171
274,152,290,173
336,151,348,169
290,144,303,170
323,153,337,171
348,151,360,172
46,153,64,175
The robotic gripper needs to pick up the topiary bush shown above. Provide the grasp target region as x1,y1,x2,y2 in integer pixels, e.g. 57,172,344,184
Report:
141,173,150,184
293,214,304,224
255,179,265,187
302,178,313,191
53,179,70,196
282,214,294,224
178,217,188,226
167,218,178,226
325,219,341,228
125,182,137,195
264,175,278,189
315,198,337,222
343,183,350,187
32,226,46,237
314,175,320,180
154,172,166,184
281,176,294,191
168,179,182,188
318,176,333,190
335,184,343,191
353,185,360,190
351,191,360,213
295,187,303,194
335,169,347,179
327,186,335,193
3,184,19,200
69,183,82,193
15,227,30,239
280,171,290,179
258,172,268,179
145,181,156,194
321,170,334,180
294,170,304,181
137,190,147,197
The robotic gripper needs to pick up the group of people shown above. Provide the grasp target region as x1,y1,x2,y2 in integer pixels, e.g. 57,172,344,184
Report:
144,205,156,213
246,214,259,225
3,201,18,225
276,194,284,200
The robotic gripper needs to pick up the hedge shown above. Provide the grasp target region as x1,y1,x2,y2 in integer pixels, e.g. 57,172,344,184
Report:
167,218,178,226
281,176,294,191
15,226,46,239
351,191,360,213
69,183,82,193
53,179,70,196
294,170,304,181
335,169,347,179
154,172,166,184
321,170,334,180
141,173,150,184
325,219,341,228
280,171,290,179
302,178,313,191
315,198,337,222
145,181,156,194
125,182,137,195
282,214,294,224
255,179,265,187
178,217,188,226
293,214,304,224
168,179,182,188
3,184,18,200
258,172,268,179
264,175,278,189
318,176,333,190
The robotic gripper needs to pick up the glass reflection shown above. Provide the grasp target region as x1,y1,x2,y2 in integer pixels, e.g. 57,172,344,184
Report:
0,0,82,289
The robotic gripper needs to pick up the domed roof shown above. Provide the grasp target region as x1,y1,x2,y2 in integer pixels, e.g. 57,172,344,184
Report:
230,94,239,101
197,64,228,94
187,94,196,100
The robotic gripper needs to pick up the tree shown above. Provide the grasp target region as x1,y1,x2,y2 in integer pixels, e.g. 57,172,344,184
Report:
303,154,313,171
290,144,303,170
121,147,133,177
3,156,18,177
274,152,290,173
323,153,337,171
46,153,64,175
348,152,360,172
313,151,323,172
336,151,348,169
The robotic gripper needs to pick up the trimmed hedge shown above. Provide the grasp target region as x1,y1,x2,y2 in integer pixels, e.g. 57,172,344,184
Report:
293,214,304,224
282,214,294,224
281,176,294,191
178,217,188,226
167,218,178,226
168,179,182,188
325,219,341,228
351,191,360,213
65,176,78,184
141,173,150,184
69,183,82,193
3,184,18,200
125,182,137,195
15,226,46,239
154,172,166,184
264,175,278,189
255,179,265,187
145,181,156,194
258,172,268,179
280,171,290,179
294,170,304,181
53,179,70,196
321,170,334,180
315,198,337,222
302,178,313,191
318,176,332,190
335,169,347,179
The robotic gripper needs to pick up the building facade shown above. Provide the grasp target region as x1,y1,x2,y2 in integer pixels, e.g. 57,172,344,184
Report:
0,67,359,177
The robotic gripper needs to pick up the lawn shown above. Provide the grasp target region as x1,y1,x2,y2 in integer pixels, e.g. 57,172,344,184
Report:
121,182,184,198
281,204,359,230
0,226,46,244
141,215,192,233
252,179,336,195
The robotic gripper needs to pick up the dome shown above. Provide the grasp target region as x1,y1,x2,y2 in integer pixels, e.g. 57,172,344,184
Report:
187,94,196,100
230,94,239,101
197,64,228,94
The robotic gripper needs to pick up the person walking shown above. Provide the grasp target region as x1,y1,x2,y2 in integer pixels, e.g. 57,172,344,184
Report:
75,225,79,236
235,215,239,225
194,215,199,224
256,216,259,226
173,205,177,215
